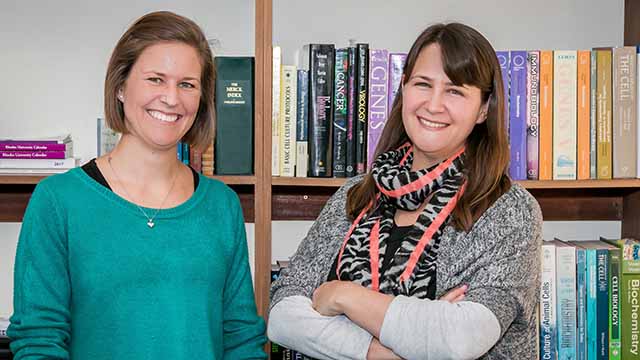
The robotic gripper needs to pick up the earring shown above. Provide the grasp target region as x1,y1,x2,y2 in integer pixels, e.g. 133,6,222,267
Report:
117,91,124,102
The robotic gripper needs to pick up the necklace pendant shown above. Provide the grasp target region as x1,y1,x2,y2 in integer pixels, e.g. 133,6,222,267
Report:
147,220,155,228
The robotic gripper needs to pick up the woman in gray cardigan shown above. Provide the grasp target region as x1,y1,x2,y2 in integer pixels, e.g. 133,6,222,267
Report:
269,22,542,360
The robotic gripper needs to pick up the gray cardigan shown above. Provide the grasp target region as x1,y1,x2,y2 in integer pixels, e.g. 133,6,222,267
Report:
270,176,543,359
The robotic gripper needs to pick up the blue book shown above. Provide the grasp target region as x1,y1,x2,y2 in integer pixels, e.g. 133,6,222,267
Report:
553,240,577,360
574,245,587,360
508,50,527,180
580,241,612,360
176,141,183,161
182,143,190,165
496,51,510,130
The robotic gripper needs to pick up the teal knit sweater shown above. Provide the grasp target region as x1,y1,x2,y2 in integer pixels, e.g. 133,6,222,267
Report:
8,168,267,359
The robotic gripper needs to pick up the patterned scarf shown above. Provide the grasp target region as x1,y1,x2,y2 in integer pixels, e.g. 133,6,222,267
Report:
336,143,466,299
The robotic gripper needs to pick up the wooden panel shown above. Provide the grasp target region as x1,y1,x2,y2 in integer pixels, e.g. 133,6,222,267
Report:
253,0,273,321
622,189,640,238
0,175,47,184
271,188,625,221
0,191,32,222
272,177,347,187
625,0,640,46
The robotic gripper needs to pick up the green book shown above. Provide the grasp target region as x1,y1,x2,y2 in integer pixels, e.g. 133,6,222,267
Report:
214,57,255,175
602,238,640,359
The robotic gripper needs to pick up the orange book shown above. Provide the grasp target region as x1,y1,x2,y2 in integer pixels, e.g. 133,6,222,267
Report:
539,50,554,180
577,50,591,179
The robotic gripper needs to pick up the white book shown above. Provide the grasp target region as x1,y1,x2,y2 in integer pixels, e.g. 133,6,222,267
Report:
279,65,297,177
553,51,578,180
540,241,558,359
0,316,8,337
272,46,282,176
0,157,77,169
97,117,120,156
0,134,71,143
553,240,577,360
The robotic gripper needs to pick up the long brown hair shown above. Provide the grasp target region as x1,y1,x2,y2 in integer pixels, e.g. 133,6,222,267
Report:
104,11,215,151
346,23,511,231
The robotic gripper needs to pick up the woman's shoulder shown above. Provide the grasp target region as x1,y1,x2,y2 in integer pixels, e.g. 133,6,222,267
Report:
196,174,242,206
468,182,543,240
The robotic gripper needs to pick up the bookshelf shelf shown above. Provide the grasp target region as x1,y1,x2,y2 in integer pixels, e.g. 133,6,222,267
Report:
210,175,257,185
0,175,48,184
272,177,347,187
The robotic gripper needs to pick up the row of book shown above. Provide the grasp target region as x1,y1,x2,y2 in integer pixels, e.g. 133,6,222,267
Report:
272,43,640,180
503,46,640,181
540,238,640,360
272,44,406,178
0,134,76,174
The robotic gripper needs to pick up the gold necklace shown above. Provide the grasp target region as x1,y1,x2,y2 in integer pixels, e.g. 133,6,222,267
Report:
107,156,179,228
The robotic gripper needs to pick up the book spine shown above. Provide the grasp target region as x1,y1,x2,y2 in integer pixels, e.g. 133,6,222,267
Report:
577,50,591,180
308,44,335,177
0,143,68,151
280,65,297,177
591,51,598,179
0,151,68,159
345,47,357,177
612,46,637,178
367,49,389,169
596,249,610,359
619,241,640,359
576,248,587,360
214,57,255,175
272,46,282,176
0,157,76,169
586,249,598,359
526,51,540,180
596,48,613,179
332,48,349,178
190,148,202,173
509,51,527,180
609,247,622,360
637,46,640,178
553,50,578,180
540,243,558,360
496,51,510,131
355,44,369,174
539,50,554,180
387,53,406,114
296,70,309,178
182,143,190,165
556,245,577,360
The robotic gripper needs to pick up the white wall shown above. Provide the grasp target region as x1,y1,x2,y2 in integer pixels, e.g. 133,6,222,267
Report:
0,0,628,315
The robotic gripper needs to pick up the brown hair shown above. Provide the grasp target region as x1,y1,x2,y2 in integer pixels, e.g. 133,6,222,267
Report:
104,11,215,151
346,23,511,231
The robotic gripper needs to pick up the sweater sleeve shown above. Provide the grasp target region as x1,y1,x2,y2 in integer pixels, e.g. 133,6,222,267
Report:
8,184,71,359
222,193,267,360
269,178,368,358
268,296,372,360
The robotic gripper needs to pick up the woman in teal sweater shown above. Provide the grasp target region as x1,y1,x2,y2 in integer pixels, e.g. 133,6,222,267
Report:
8,11,266,359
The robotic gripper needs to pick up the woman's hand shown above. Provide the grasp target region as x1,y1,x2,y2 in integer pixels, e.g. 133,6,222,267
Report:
312,280,358,316
439,284,468,303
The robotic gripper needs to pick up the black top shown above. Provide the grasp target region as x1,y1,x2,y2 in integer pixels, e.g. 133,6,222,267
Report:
327,223,415,282
81,158,199,191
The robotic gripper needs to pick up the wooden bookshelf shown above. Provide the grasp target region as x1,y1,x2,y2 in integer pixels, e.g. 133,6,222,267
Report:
1,0,639,332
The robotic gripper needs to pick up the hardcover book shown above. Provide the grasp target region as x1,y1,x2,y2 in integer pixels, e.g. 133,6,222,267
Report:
279,65,297,177
367,49,389,169
332,48,349,178
553,51,578,180
214,56,255,175
308,44,335,177
355,44,369,174
526,51,540,180
612,46,637,178
296,70,309,178
509,50,527,180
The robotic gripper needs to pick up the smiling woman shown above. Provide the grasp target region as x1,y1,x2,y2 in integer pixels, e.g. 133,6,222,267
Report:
7,11,267,360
